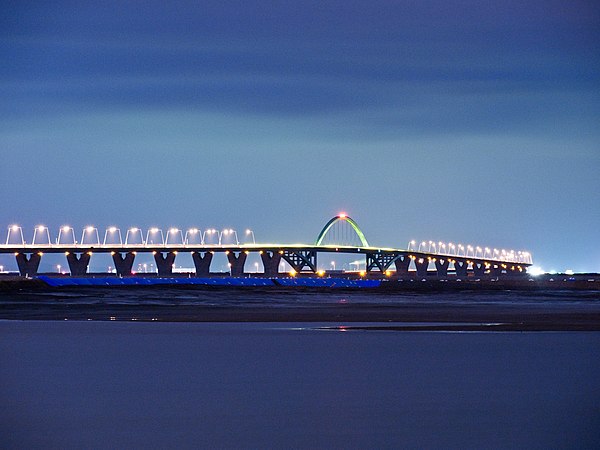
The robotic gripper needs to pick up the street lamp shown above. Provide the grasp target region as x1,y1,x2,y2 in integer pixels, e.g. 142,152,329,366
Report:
103,227,123,246
254,262,259,273
246,229,256,244
203,229,219,245
331,261,336,271
57,264,61,274
125,227,143,245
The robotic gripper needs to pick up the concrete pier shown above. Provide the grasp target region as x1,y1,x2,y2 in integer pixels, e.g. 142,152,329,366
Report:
453,259,468,278
434,258,449,278
153,252,176,276
260,251,281,277
192,252,213,277
112,252,136,276
414,258,429,278
66,252,91,276
15,253,41,277
226,251,248,277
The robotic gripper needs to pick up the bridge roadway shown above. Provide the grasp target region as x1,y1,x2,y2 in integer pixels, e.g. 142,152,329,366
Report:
0,243,530,278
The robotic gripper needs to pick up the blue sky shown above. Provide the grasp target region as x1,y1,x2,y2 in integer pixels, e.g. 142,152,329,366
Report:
1,0,599,272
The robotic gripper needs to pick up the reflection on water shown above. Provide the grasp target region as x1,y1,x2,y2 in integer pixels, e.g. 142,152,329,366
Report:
0,321,599,449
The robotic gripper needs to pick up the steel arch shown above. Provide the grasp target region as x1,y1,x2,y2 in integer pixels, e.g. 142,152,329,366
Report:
315,215,369,247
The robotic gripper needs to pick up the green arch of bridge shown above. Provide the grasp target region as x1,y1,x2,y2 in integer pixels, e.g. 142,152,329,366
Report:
315,215,370,247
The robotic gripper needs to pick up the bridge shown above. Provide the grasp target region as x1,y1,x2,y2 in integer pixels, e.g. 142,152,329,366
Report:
0,215,532,278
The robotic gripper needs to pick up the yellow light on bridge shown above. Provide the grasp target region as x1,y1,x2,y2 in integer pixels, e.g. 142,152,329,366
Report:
289,269,297,276
317,270,325,276
359,270,366,277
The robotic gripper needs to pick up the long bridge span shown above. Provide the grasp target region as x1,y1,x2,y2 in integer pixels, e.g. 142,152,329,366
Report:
0,215,532,278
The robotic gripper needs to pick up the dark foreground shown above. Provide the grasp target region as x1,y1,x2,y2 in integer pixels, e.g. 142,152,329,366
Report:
1,283,599,331
1,321,599,449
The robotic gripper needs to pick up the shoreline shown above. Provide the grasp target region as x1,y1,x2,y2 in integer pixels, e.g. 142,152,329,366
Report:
1,274,599,292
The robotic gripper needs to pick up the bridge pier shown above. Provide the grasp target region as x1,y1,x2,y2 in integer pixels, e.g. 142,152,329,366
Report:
15,253,42,277
112,252,136,276
192,252,213,277
260,251,281,277
154,251,176,276
226,251,247,277
453,259,468,278
490,264,503,278
473,262,487,277
414,258,430,278
434,258,449,278
394,255,411,278
66,252,91,276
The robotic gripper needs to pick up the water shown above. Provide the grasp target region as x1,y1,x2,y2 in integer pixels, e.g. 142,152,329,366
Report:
1,320,599,449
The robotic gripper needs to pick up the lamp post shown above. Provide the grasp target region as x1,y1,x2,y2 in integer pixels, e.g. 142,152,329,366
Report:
246,229,256,244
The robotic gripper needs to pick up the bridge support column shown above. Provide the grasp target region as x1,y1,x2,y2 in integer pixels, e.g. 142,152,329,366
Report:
434,258,449,278
260,251,281,277
226,251,247,277
112,252,136,276
453,259,468,278
192,252,213,277
414,257,430,278
66,252,91,276
473,262,486,277
154,252,176,276
490,264,503,278
15,253,42,277
394,255,411,277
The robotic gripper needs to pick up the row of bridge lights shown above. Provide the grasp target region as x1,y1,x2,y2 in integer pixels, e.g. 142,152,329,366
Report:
4,225,256,246
407,240,532,264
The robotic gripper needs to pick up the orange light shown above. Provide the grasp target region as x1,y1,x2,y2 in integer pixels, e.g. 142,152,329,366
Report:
338,212,347,218
359,270,366,277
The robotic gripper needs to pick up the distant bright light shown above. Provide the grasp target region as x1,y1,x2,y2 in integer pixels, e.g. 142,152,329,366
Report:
169,228,178,233
10,225,19,232
528,266,545,277
338,213,347,218
62,226,71,232
129,227,139,232
86,226,94,232
37,225,45,231
149,228,159,233
108,226,117,233
565,269,574,275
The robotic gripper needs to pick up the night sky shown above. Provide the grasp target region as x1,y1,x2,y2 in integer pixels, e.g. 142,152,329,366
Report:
1,1,599,272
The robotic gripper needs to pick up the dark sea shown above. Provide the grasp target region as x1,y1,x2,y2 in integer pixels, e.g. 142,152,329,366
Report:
1,289,599,449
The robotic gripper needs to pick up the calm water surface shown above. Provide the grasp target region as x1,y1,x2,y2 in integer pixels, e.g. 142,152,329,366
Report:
1,321,599,449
